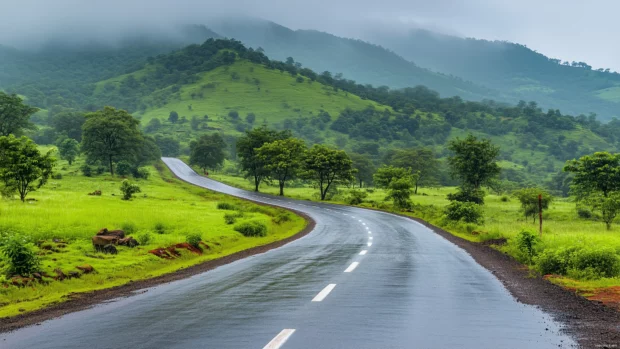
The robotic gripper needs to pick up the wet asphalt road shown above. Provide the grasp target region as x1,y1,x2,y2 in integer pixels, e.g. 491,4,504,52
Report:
0,158,575,348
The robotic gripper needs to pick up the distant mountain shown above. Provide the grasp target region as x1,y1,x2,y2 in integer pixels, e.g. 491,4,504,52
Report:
364,29,620,120
208,18,496,102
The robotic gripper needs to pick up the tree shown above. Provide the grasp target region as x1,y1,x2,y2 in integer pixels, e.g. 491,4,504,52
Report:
448,134,500,191
81,107,143,176
154,135,180,157
57,137,80,165
190,116,200,130
50,111,85,141
389,148,439,194
0,92,38,136
168,111,179,123
120,180,141,200
189,134,226,172
237,126,291,192
246,113,256,124
386,178,414,210
513,188,553,223
257,138,306,196
564,152,620,229
145,118,162,133
350,153,375,188
373,165,412,188
0,135,55,202
302,145,354,200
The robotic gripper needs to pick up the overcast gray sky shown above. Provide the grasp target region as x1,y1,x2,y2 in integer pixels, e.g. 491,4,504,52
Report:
2,0,618,70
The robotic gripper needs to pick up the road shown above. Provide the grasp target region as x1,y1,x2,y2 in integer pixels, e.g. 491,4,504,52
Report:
0,158,575,348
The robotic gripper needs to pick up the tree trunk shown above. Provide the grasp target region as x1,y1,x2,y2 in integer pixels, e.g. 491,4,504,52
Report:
414,182,419,195
607,221,612,230
359,179,363,188
109,156,114,176
254,176,260,192
279,181,285,196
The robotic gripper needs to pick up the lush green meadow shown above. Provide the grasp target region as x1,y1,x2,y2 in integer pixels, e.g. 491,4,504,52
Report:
209,171,620,295
0,157,305,318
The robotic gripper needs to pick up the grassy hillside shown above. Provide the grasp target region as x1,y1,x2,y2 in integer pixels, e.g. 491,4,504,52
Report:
368,29,620,120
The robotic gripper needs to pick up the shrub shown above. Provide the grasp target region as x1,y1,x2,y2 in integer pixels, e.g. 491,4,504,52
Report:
81,164,93,177
121,222,137,235
571,248,620,279
234,221,268,237
186,233,202,248
0,235,40,277
535,247,579,275
500,195,509,202
445,201,484,224
217,202,238,210
137,232,152,246
447,188,485,205
346,189,368,205
132,167,150,179
120,180,141,200
116,161,133,177
577,207,593,219
52,173,63,180
154,222,166,234
224,213,237,225
95,166,106,175
515,230,540,263
273,212,291,224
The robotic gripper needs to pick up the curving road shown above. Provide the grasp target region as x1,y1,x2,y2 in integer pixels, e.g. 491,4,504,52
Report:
0,158,575,348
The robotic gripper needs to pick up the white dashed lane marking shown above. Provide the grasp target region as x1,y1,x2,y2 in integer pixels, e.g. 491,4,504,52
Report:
263,329,296,349
359,250,367,255
367,242,372,247
344,262,359,273
312,284,337,302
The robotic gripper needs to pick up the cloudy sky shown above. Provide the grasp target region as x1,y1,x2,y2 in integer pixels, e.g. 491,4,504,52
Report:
2,0,617,70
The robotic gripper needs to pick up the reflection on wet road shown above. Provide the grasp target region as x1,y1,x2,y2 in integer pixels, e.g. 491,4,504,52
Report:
0,158,575,348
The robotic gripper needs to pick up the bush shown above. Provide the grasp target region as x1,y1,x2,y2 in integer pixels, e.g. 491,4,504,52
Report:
121,222,137,235
571,248,620,279
224,213,237,225
217,202,238,210
116,161,133,177
52,173,63,180
273,212,291,224
234,221,268,237
132,167,150,179
0,235,40,277
186,233,202,248
447,188,485,205
95,166,106,175
577,207,593,219
346,190,368,205
81,164,93,177
120,180,141,200
535,247,579,275
500,195,509,202
154,222,166,234
137,232,152,246
515,230,540,263
445,201,484,224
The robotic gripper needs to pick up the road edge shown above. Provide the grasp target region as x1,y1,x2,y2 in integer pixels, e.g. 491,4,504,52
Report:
0,168,316,334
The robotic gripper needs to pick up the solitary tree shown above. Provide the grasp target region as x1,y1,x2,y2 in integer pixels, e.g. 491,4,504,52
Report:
189,134,227,172
373,165,412,188
513,188,553,223
168,111,179,123
237,126,291,192
0,135,55,202
302,145,354,200
81,107,143,176
57,137,80,165
257,138,306,196
386,178,414,211
349,153,375,188
0,92,38,136
448,134,500,191
389,148,439,194
564,152,620,229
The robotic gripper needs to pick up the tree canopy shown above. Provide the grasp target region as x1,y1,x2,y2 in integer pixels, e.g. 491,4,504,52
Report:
189,133,227,172
0,92,38,137
448,134,500,190
302,144,354,200
257,138,306,196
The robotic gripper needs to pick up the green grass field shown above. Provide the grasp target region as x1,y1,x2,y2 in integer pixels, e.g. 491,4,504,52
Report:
0,156,306,318
208,170,620,294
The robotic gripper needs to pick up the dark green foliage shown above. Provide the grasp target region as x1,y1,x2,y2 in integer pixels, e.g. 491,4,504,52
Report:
137,232,152,246
132,167,150,180
217,202,238,210
80,164,93,177
515,230,540,263
273,211,291,224
224,213,237,225
346,189,368,205
186,233,202,248
56,137,80,165
189,133,226,172
349,153,375,188
50,111,85,141
388,148,440,194
444,201,484,224
168,111,179,123
245,113,256,124
256,138,306,196
513,188,553,222
0,235,40,277
154,135,180,157
237,126,291,192
447,188,485,205
144,118,162,133
234,221,268,237
386,178,413,210
121,222,137,235
535,246,620,279
0,92,38,137
0,135,56,202
302,144,355,200
448,134,500,190
120,180,141,200
154,222,166,234
116,161,133,177
373,166,411,189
